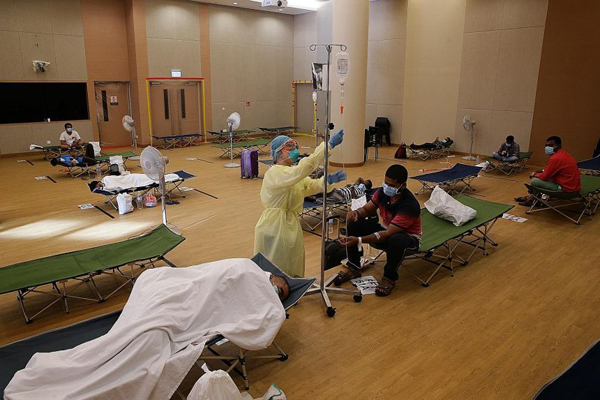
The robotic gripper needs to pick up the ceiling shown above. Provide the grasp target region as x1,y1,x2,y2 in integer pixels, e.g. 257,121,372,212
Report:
191,0,328,15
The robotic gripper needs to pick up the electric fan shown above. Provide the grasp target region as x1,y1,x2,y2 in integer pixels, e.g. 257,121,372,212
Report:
224,112,241,168
122,115,138,150
462,115,477,161
140,146,169,226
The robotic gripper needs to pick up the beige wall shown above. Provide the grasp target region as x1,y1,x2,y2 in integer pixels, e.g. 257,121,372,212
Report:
0,121,94,154
145,0,201,78
209,5,294,131
454,0,548,155
365,0,407,144
293,12,317,134
401,0,466,147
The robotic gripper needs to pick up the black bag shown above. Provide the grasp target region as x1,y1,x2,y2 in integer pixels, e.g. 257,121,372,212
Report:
109,164,120,175
325,240,348,270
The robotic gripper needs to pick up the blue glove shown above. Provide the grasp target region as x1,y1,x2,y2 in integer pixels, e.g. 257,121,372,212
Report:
329,129,344,149
327,170,347,185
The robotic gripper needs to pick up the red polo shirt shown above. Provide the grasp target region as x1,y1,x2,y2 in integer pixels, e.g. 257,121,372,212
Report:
536,149,581,192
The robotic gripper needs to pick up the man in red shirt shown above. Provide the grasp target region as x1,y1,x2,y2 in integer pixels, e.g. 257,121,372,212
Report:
516,136,581,206
337,165,422,297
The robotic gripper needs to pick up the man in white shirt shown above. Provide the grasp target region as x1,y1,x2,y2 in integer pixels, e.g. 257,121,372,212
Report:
59,123,82,148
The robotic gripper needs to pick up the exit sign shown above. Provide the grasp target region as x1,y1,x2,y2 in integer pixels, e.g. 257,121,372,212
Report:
171,69,182,78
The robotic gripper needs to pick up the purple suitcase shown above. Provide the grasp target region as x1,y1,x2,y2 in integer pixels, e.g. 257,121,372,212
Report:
241,149,259,179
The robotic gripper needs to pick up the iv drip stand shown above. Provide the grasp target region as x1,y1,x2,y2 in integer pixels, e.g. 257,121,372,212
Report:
305,43,362,317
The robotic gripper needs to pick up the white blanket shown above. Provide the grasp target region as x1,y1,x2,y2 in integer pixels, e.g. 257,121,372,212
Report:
101,173,180,191
5,259,286,400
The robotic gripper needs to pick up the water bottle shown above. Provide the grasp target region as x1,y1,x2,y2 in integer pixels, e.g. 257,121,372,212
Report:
327,210,334,236
137,195,143,210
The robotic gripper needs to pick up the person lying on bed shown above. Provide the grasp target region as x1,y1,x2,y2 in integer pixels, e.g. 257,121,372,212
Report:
409,137,453,150
308,177,373,204
50,143,96,167
515,136,581,207
492,135,520,162
88,172,181,192
337,165,422,297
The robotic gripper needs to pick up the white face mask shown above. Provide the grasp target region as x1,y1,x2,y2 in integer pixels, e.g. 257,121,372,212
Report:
272,284,281,298
66,128,73,133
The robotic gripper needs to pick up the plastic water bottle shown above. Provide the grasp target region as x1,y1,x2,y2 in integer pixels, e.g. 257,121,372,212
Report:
136,195,143,210
327,210,334,236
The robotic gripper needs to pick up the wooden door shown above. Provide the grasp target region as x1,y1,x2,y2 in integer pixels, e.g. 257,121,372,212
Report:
149,81,202,139
94,82,131,146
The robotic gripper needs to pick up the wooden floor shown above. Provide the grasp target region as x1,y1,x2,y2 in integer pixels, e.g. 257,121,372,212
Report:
0,139,598,399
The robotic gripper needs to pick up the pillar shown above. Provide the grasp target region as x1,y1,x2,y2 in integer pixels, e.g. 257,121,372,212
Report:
329,0,369,166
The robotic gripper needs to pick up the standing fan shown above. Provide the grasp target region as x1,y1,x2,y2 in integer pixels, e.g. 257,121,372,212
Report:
122,115,138,150
141,146,168,226
224,112,241,168
462,115,477,161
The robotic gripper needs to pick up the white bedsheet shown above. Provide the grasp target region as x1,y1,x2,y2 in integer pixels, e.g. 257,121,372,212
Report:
101,173,180,191
5,258,286,400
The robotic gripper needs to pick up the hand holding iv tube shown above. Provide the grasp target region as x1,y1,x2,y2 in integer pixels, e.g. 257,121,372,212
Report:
336,51,350,115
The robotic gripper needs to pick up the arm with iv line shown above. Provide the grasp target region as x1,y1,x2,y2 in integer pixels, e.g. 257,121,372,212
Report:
341,200,405,246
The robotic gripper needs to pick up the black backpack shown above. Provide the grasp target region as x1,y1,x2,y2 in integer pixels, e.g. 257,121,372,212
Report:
324,240,348,270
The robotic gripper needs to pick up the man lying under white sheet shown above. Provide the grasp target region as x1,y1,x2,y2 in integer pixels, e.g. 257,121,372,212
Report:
88,172,181,192
5,258,286,400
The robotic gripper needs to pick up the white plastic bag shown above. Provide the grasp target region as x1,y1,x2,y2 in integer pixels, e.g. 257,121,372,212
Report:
90,141,102,157
188,364,243,400
116,193,134,215
109,155,125,174
424,186,476,227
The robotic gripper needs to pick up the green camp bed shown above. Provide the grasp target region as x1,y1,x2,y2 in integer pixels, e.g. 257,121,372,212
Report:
208,129,255,144
31,144,86,160
0,225,184,323
212,138,272,158
371,195,513,287
524,174,600,224
484,151,533,176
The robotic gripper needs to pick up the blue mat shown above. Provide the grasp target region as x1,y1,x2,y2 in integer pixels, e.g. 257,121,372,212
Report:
578,156,600,172
412,163,482,183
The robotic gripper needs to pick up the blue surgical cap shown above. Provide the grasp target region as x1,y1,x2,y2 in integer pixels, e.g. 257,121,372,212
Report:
271,135,291,160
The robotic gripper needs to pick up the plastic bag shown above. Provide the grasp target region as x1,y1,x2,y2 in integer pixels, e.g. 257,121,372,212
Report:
144,193,157,207
424,186,476,227
116,193,133,215
188,364,243,400
109,155,125,175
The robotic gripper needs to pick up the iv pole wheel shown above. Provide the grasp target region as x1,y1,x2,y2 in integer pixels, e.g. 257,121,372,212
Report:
353,295,362,303
326,307,336,317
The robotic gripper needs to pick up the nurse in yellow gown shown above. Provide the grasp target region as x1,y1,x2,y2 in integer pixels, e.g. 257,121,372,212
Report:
254,132,346,277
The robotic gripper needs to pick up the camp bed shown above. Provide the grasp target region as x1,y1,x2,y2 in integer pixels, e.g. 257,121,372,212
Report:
0,253,314,393
52,158,104,178
92,170,197,210
406,140,453,160
95,151,138,168
212,138,271,158
578,155,600,176
483,151,533,176
258,126,298,139
208,129,254,144
30,144,86,160
151,133,204,149
0,224,184,323
411,163,483,195
524,174,600,224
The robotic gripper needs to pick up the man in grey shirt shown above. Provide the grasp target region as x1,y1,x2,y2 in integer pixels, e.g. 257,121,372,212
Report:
492,135,520,162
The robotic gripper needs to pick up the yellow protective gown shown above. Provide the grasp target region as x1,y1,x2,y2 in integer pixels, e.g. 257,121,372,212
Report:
254,142,329,277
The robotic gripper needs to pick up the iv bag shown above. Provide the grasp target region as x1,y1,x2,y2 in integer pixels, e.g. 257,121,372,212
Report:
335,51,350,85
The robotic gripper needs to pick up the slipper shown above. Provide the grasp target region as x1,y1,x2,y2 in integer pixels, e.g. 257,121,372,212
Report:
334,269,361,287
375,279,395,297
514,196,527,202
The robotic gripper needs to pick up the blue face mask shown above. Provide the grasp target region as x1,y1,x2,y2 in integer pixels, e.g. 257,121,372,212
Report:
382,182,401,197
288,149,300,163
358,183,366,191
505,143,511,147
544,146,555,156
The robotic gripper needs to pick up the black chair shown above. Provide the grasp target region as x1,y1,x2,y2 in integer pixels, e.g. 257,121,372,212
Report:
594,138,600,158
375,117,391,146
364,126,381,161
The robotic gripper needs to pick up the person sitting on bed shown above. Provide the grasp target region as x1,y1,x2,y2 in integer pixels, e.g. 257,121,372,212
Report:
59,122,82,149
515,136,581,207
410,137,453,150
50,143,96,167
492,135,520,163
337,165,422,297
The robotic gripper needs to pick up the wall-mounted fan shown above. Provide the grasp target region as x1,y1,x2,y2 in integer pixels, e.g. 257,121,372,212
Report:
462,115,477,161
224,112,241,168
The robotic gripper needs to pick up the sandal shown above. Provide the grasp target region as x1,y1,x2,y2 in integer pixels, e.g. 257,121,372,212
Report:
514,196,527,202
375,279,395,297
334,268,361,286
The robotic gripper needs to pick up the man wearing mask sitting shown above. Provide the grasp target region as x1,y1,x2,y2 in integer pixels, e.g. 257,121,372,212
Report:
60,122,82,149
492,135,520,162
515,136,581,207
337,165,422,297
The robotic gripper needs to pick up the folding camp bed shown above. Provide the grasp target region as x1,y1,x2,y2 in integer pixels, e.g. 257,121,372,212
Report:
208,129,254,144
0,253,314,394
405,140,453,160
151,133,204,149
212,138,271,158
91,170,197,210
51,158,104,178
411,163,483,195
95,151,138,168
365,195,513,287
524,174,600,224
483,151,533,176
0,224,184,323
258,126,298,139
578,155,600,176
30,144,86,160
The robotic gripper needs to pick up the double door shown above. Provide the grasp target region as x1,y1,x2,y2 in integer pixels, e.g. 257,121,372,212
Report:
149,81,202,138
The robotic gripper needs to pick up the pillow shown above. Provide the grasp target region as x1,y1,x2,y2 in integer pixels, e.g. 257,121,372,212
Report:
424,186,476,227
